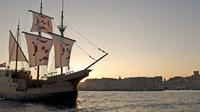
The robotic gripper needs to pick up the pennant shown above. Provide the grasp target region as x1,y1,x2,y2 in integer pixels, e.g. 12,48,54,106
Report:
0,62,6,67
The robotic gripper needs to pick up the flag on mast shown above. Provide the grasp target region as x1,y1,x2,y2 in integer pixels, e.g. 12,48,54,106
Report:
0,62,6,67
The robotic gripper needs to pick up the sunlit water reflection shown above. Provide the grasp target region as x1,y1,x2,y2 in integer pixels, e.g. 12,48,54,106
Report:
0,90,200,112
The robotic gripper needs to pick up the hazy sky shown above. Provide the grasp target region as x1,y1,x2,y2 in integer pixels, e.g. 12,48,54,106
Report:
0,0,200,79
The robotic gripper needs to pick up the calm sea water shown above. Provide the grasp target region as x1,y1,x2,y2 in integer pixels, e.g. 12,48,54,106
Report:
0,90,200,112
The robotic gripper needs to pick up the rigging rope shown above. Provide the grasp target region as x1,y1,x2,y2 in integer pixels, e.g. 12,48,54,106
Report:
75,43,96,61
64,19,107,54
66,31,97,61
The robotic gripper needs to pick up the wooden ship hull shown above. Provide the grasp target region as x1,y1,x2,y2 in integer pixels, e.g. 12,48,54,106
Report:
0,69,91,104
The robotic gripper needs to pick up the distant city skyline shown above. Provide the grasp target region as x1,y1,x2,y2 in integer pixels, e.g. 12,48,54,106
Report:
0,0,200,79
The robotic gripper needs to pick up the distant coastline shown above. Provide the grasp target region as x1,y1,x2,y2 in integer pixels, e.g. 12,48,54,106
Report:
78,71,200,91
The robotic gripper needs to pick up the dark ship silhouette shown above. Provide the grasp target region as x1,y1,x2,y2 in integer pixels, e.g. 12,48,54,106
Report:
0,0,107,105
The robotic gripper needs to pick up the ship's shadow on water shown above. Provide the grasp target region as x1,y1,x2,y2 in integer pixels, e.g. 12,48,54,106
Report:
0,99,78,112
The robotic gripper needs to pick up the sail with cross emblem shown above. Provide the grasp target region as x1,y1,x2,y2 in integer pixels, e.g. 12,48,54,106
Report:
23,32,52,67
48,32,76,69
29,10,53,33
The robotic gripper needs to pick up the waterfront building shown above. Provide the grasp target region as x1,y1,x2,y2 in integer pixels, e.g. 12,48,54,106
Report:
78,76,164,91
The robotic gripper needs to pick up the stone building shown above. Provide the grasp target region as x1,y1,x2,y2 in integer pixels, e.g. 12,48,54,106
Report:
78,76,164,91
164,71,200,90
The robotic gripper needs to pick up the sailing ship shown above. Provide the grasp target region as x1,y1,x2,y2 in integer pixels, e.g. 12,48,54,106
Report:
0,1,108,105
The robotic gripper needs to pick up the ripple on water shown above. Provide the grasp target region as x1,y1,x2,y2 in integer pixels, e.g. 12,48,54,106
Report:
0,91,200,112
78,90,200,112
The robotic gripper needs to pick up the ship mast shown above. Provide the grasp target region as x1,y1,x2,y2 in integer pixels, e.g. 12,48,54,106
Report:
58,0,66,74
15,21,20,71
36,0,43,80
